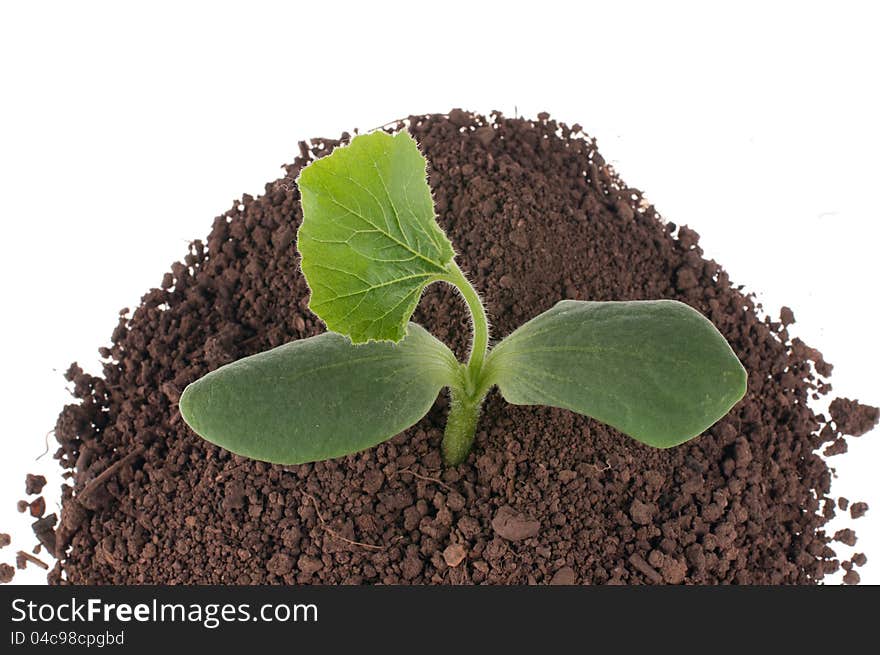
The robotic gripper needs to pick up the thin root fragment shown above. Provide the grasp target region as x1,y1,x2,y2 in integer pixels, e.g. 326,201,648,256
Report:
397,467,453,492
301,492,397,551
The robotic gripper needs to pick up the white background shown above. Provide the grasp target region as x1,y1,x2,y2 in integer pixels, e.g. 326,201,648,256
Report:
1,1,877,584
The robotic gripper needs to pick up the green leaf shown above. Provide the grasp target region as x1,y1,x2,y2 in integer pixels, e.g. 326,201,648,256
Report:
297,131,455,343
487,300,747,448
179,323,458,464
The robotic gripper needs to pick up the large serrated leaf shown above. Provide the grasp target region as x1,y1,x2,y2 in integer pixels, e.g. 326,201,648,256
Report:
179,323,458,464
296,131,455,343
487,300,747,448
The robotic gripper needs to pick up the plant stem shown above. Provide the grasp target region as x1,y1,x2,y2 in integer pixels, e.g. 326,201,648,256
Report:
440,260,492,465
444,261,489,387
441,387,483,466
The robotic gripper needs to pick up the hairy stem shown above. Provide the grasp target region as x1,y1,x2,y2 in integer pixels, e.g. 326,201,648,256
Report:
441,387,484,466
444,261,489,385
440,260,492,465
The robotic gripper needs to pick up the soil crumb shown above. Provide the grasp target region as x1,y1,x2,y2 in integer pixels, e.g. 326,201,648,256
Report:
25,474,47,495
829,398,879,437
850,503,869,520
30,110,876,585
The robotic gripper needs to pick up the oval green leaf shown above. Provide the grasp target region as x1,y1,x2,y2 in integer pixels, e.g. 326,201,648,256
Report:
297,131,455,343
179,323,458,464
487,300,747,448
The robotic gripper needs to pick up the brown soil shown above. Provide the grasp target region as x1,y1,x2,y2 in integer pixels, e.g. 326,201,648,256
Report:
35,110,878,584
25,474,47,495
829,398,879,437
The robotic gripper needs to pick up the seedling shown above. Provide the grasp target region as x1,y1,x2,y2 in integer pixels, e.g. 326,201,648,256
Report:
180,131,747,466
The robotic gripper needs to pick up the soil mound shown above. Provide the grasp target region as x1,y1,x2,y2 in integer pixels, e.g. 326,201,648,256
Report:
38,110,876,584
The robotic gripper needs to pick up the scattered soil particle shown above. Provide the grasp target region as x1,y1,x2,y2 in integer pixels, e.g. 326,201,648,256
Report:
0,533,10,548
266,552,294,577
779,306,795,327
852,553,867,567
661,557,688,585
298,555,323,576
491,506,541,541
823,438,847,457
829,398,880,437
549,566,577,585
28,110,876,585
443,543,467,568
838,497,849,511
842,570,860,585
834,529,857,547
29,497,46,518
850,503,869,519
31,514,57,558
25,474,47,495
16,501,28,513
628,553,663,584
0,563,14,583
629,499,655,526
